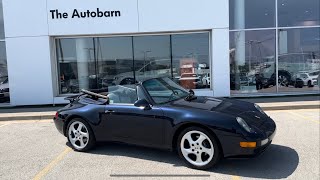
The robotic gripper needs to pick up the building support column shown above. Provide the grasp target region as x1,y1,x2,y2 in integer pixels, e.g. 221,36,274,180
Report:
76,38,90,91
212,28,230,97
234,0,246,91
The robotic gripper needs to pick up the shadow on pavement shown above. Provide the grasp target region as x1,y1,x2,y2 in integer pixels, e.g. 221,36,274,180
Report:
213,144,299,179
70,142,298,179
0,106,62,113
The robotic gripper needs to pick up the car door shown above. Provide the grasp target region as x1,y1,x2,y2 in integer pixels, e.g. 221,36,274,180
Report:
100,85,165,148
102,104,164,147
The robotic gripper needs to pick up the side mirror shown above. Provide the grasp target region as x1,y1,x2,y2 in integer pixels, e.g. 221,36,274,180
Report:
134,99,151,110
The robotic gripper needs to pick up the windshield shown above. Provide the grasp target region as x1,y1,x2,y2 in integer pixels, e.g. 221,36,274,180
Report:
309,71,319,76
0,77,8,84
300,74,308,79
142,78,189,104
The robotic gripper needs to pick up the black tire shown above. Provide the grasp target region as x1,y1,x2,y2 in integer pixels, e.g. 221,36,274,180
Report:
177,126,221,170
67,118,96,152
278,71,291,87
308,81,314,87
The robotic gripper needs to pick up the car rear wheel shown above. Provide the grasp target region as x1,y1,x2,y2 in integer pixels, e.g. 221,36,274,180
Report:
177,127,221,170
67,118,96,151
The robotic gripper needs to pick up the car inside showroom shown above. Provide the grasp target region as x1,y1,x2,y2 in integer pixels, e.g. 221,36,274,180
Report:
0,0,319,106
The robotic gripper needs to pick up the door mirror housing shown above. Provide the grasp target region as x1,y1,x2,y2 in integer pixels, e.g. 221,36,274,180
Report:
134,99,151,110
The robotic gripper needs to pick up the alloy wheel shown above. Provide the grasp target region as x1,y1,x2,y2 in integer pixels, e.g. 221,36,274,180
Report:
278,75,288,87
68,121,89,150
180,130,214,167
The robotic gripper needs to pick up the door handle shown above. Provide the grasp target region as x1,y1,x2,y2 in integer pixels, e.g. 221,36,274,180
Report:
105,110,115,114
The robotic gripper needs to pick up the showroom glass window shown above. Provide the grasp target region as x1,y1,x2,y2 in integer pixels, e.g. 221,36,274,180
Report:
278,0,320,27
230,0,320,95
230,30,276,93
94,37,134,87
229,0,275,29
133,35,171,82
171,33,210,89
56,32,211,94
278,28,320,92
56,37,133,94
0,0,9,103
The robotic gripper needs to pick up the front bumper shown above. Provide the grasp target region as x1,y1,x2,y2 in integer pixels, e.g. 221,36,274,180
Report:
259,128,276,146
312,80,317,85
219,126,276,158
0,92,9,98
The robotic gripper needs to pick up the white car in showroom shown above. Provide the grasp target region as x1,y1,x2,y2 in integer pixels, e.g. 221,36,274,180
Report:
296,71,319,87
113,59,171,85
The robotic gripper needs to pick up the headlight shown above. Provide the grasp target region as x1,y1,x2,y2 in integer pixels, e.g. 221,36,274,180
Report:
236,117,253,133
254,103,266,115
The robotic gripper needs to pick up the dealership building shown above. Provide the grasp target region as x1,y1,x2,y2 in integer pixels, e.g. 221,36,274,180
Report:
0,0,319,106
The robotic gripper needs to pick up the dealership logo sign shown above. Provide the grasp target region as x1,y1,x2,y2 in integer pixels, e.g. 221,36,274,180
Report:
49,8,121,19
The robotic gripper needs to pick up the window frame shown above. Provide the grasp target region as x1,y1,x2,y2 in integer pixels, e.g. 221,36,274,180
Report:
53,30,212,96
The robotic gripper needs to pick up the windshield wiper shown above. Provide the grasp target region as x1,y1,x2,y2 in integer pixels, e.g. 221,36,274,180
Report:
185,89,197,101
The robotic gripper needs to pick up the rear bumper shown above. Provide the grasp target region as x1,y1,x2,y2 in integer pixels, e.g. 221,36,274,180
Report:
53,117,65,136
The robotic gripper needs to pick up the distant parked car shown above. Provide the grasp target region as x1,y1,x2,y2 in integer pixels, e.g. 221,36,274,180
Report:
296,71,319,87
0,76,9,102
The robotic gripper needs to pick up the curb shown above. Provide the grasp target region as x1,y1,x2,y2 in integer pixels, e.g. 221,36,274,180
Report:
261,105,319,111
0,105,318,121
0,115,54,121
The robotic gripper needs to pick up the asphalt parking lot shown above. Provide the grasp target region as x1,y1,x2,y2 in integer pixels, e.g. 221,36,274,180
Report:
0,109,319,180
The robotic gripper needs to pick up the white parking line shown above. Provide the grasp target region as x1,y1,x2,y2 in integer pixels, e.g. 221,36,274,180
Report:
232,176,241,180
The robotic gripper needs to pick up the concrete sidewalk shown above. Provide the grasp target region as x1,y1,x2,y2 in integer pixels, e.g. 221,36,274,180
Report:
0,96,318,121
239,95,320,110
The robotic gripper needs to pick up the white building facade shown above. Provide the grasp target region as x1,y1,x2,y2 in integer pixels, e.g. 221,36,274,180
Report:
0,0,319,106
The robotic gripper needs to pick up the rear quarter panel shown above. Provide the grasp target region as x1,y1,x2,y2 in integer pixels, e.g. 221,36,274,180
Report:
58,103,105,136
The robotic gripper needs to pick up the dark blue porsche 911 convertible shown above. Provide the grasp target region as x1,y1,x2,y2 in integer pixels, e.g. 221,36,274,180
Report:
54,77,276,170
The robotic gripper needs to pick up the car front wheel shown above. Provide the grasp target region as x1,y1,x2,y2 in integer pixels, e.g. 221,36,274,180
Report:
308,80,314,87
177,127,221,170
67,118,96,151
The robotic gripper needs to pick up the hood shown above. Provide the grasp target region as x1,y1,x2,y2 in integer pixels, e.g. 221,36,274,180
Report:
169,96,271,129
169,96,256,116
